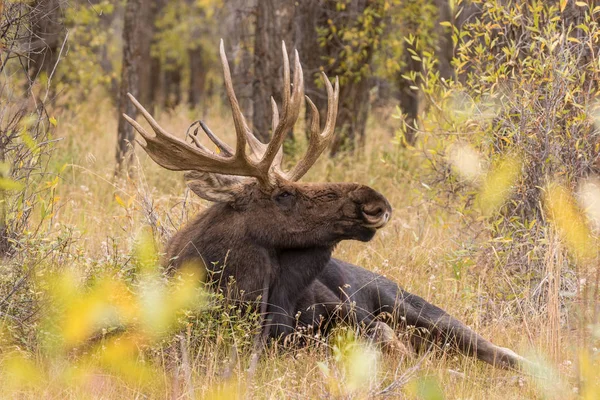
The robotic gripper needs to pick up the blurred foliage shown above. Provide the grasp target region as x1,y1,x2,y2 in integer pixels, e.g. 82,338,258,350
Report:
376,0,438,79
1,230,206,395
153,0,222,69
316,329,380,396
316,0,387,85
397,4,600,394
316,0,439,86
58,1,121,99
406,0,600,282
153,0,224,91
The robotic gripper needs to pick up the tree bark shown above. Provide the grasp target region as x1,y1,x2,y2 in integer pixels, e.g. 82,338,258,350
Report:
28,0,64,82
188,46,207,109
148,0,166,113
435,0,454,81
396,36,421,146
115,0,145,174
295,0,327,135
252,0,296,143
163,69,182,108
138,2,155,106
222,0,257,122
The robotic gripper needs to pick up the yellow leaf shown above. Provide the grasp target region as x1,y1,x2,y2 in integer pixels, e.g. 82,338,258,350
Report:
49,117,58,127
477,154,522,216
21,130,38,152
560,0,568,12
1,352,43,391
545,183,596,261
114,194,126,208
0,178,23,191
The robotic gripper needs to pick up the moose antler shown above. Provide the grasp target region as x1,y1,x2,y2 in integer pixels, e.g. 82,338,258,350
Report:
124,40,339,186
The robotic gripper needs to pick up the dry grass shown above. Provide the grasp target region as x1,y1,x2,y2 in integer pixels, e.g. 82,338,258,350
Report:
0,91,588,399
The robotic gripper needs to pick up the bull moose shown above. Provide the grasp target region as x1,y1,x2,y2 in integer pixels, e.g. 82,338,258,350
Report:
124,40,527,369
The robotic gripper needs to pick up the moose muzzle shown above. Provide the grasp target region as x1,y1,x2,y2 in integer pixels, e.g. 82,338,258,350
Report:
350,186,392,230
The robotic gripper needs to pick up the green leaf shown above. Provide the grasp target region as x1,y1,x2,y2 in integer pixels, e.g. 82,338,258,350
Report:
0,178,24,191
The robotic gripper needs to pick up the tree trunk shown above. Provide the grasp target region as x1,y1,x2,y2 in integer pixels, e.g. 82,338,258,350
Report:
327,1,382,156
28,0,64,82
435,0,454,81
253,0,296,143
330,74,372,154
148,0,166,113
92,0,120,99
188,46,207,109
138,2,155,106
396,0,456,146
222,0,257,122
164,69,182,108
295,0,327,135
115,0,145,174
396,37,421,146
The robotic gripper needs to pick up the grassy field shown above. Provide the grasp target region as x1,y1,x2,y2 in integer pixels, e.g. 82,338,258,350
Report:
0,91,591,399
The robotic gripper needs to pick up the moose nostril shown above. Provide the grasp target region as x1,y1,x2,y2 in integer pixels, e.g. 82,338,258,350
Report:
361,203,390,229
362,205,384,218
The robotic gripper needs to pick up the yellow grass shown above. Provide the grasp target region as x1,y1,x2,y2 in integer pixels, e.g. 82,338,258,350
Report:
0,91,590,399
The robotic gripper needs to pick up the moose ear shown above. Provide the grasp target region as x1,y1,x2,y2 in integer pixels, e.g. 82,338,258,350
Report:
184,171,248,203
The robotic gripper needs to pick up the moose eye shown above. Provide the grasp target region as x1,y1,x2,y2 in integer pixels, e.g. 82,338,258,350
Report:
277,191,292,199
274,190,295,207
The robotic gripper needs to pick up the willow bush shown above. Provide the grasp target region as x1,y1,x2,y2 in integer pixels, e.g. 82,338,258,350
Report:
407,0,600,311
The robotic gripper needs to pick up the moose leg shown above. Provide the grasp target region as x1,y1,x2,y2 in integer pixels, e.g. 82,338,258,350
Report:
248,282,270,374
269,248,335,339
395,290,527,369
267,287,297,338
297,279,380,335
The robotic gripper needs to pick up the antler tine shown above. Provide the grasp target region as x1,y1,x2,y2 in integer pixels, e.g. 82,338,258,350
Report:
281,42,291,116
271,96,280,134
219,40,285,179
270,97,284,171
258,45,304,173
322,73,340,139
188,132,213,154
285,74,339,182
125,94,227,171
126,93,268,179
198,120,234,157
219,40,252,163
238,95,285,171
